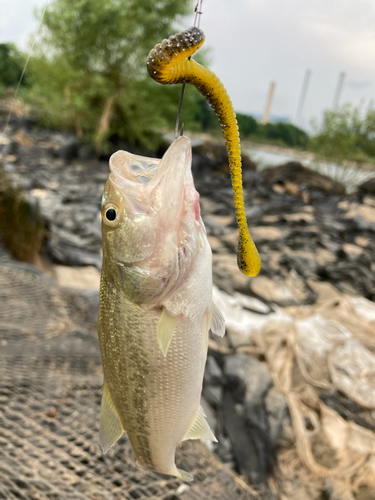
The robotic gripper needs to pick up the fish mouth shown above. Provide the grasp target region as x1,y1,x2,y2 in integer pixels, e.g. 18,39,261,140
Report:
108,137,192,215
108,152,161,212
110,153,161,185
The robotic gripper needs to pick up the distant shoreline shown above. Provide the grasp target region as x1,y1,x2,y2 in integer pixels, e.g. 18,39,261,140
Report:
180,129,375,172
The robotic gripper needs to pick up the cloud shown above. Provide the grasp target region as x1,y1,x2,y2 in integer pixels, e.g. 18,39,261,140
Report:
0,0,45,49
203,0,375,122
2,0,375,126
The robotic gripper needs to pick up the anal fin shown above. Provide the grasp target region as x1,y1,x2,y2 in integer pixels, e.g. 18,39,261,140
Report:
157,308,180,357
210,301,225,337
182,405,218,442
99,382,124,454
174,467,194,482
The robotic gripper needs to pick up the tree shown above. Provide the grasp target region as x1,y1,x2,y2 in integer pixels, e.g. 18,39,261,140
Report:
0,43,26,89
236,112,258,137
26,0,194,148
309,104,375,162
260,122,309,148
193,96,221,133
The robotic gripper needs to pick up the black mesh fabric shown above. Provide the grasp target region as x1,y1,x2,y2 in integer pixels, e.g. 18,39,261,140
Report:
0,258,256,500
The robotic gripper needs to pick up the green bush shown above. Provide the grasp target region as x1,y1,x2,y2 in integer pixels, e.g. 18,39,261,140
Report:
309,104,375,162
237,113,258,137
258,122,309,148
0,43,26,88
193,97,221,133
193,102,309,149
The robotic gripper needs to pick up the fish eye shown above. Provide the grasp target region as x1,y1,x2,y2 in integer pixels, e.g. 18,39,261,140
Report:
106,208,116,221
102,204,120,227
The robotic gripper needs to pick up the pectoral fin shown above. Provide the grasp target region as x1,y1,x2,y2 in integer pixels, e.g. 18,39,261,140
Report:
210,302,226,337
99,382,124,454
157,309,179,357
182,405,218,442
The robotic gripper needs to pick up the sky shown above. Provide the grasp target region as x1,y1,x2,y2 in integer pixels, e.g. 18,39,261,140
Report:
1,0,375,130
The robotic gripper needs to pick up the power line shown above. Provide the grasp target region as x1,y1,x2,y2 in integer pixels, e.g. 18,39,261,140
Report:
333,71,346,110
295,69,311,128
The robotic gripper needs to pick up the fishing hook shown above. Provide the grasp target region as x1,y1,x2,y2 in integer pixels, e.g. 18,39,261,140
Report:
174,0,204,139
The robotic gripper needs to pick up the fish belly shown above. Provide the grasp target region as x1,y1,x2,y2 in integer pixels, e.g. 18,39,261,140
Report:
98,277,207,475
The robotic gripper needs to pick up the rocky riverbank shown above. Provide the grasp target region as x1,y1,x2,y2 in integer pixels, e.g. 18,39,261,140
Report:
1,119,375,500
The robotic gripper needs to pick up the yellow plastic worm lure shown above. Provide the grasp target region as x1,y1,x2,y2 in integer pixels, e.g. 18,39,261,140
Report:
147,27,261,277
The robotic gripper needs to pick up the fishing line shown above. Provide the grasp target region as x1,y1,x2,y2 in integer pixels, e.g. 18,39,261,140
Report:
174,0,203,139
2,0,50,144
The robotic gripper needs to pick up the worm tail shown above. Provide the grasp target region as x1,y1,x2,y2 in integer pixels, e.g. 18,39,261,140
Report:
147,28,261,277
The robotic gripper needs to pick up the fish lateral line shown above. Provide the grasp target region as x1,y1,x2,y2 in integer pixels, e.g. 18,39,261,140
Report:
147,27,261,277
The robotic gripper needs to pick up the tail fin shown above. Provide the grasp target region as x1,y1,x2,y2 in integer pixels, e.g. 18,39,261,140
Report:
136,461,194,482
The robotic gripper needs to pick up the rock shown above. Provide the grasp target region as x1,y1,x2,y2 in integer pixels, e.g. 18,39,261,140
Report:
241,153,257,172
265,387,288,448
224,353,272,406
249,272,318,307
261,162,346,195
279,253,319,279
221,388,276,499
48,140,80,162
47,234,102,269
222,389,266,484
202,385,223,407
252,226,284,242
52,265,101,289
350,296,375,322
320,391,375,433
192,141,256,175
204,355,222,386
14,129,34,147
358,176,375,195
342,201,375,230
317,259,375,299
9,115,38,131
1,139,18,157
222,353,276,489
202,214,231,237
215,435,235,465
242,170,270,193
75,288,100,324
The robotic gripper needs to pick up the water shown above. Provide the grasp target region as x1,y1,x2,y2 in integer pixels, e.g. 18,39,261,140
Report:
244,146,375,194
163,133,374,194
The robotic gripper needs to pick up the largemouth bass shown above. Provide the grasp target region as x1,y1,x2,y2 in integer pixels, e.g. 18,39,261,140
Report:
98,137,225,481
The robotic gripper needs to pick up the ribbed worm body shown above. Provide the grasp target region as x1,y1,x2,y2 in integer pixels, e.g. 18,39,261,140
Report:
147,27,261,277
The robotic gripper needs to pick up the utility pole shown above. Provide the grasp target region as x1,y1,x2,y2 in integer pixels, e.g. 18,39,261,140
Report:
295,69,311,128
261,81,276,124
333,72,346,110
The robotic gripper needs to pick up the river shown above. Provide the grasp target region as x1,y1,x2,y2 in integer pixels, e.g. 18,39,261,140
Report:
243,145,374,193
